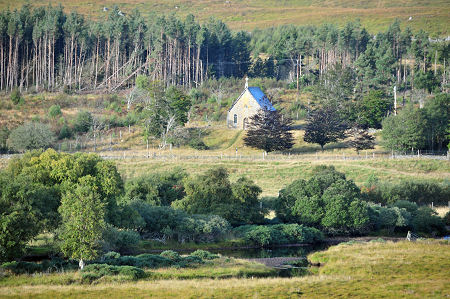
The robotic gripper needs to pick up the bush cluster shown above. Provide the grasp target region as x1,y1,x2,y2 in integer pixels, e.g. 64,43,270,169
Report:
81,264,146,283
121,201,231,243
98,251,204,269
1,258,78,275
190,250,219,260
362,179,450,206
233,224,323,247
275,166,371,235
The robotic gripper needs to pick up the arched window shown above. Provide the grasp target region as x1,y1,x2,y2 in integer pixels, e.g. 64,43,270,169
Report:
234,114,238,125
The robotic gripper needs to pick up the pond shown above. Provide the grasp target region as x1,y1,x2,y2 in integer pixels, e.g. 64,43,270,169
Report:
192,244,329,259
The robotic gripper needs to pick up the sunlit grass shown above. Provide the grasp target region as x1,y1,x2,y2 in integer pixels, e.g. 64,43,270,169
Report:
116,158,450,196
1,240,448,298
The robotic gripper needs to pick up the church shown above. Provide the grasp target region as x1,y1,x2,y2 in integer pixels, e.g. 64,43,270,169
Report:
227,78,276,129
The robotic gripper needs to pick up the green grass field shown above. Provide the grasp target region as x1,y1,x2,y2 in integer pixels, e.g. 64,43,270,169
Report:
0,0,448,35
1,240,448,298
116,157,450,197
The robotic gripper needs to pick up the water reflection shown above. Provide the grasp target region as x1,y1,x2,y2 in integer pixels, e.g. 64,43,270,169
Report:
208,244,329,259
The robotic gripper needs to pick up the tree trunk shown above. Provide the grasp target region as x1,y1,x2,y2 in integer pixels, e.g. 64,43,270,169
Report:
79,259,85,270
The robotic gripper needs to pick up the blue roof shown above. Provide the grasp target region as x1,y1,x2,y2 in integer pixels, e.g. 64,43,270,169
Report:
248,87,276,111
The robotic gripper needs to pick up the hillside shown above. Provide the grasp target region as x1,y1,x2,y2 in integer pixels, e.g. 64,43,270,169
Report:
0,0,448,35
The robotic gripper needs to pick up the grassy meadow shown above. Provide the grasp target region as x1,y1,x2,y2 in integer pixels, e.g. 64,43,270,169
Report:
116,157,450,197
0,0,448,35
1,240,448,298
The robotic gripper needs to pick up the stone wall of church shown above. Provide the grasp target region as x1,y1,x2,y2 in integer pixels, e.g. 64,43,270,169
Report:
227,90,261,129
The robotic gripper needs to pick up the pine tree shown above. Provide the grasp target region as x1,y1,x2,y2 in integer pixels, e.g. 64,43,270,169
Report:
243,108,294,153
348,127,375,154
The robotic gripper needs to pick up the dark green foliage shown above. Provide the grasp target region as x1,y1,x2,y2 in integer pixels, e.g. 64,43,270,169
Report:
233,224,323,247
97,252,204,270
304,108,348,150
348,127,375,154
0,149,124,262
381,105,426,151
1,258,78,275
356,90,391,129
190,250,219,260
410,207,446,235
124,200,230,243
101,225,140,254
58,123,72,140
160,250,181,262
414,70,440,93
0,171,60,262
123,169,186,206
189,138,209,150
172,167,264,226
0,127,9,152
362,179,450,206
82,264,146,281
48,105,62,119
443,211,450,226
7,122,56,152
73,111,93,134
368,204,410,233
368,200,446,235
423,93,449,151
10,89,23,105
243,108,294,153
275,166,370,234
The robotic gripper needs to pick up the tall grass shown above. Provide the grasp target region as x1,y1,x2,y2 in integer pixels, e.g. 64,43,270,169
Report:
1,241,448,298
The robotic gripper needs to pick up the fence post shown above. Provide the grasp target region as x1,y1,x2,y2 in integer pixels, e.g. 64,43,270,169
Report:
417,149,420,158
373,153,375,159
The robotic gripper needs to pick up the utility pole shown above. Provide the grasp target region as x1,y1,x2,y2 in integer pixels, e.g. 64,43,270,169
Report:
394,85,397,115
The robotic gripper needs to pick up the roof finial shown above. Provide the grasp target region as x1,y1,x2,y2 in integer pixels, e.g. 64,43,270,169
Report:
245,76,248,89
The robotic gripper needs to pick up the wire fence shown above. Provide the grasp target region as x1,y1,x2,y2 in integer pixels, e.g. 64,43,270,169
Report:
1,148,449,162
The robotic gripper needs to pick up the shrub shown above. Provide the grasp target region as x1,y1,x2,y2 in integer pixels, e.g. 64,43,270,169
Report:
123,170,186,206
0,127,9,152
1,261,42,275
189,138,209,150
73,111,93,133
58,123,72,140
444,211,450,226
103,251,121,259
101,226,140,254
411,207,446,235
233,224,323,247
125,201,230,243
1,259,78,275
10,89,23,105
160,250,181,262
7,122,56,152
275,166,370,234
173,167,264,226
117,266,146,279
190,250,219,260
48,105,62,119
82,263,145,280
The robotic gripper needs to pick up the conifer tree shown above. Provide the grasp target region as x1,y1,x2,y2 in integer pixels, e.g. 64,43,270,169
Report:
243,108,294,152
